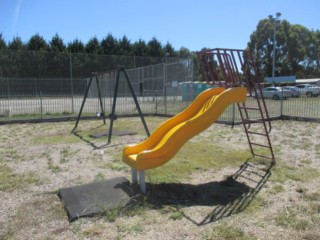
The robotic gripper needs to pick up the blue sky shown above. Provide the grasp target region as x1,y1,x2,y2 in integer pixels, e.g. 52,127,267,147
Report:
1,0,319,52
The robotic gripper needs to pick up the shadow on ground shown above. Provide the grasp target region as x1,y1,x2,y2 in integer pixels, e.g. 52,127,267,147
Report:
72,131,123,149
136,160,273,225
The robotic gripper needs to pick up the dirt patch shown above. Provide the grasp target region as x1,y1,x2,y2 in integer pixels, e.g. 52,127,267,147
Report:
0,118,320,240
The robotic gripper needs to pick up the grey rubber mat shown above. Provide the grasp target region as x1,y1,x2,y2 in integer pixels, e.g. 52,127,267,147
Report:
58,177,132,222
90,130,137,138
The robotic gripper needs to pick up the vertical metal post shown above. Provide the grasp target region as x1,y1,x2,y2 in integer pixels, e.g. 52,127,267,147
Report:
139,171,146,194
108,66,150,145
232,103,236,126
122,67,150,137
164,54,169,115
71,75,94,132
69,51,74,113
270,12,281,84
108,68,121,144
40,91,43,119
280,88,284,116
131,169,138,184
95,74,106,125
6,77,10,97
272,22,276,84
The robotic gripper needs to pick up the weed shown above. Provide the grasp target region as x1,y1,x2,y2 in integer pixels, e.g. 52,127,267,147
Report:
243,195,267,214
104,154,128,171
302,191,320,202
59,147,70,163
48,158,62,173
33,134,79,145
274,207,310,230
81,225,104,237
301,159,312,165
117,222,144,236
104,208,121,222
267,184,284,194
0,147,23,161
124,197,149,218
271,163,320,183
203,223,257,240
94,172,105,181
0,164,41,191
0,196,66,239
169,210,184,220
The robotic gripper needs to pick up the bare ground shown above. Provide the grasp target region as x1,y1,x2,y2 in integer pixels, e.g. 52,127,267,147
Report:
0,118,320,240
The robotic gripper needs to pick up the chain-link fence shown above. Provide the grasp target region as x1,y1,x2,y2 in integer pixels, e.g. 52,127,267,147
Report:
1,50,320,124
0,50,195,121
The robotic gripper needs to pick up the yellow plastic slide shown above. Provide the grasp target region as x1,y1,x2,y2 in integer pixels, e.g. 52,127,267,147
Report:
122,87,247,171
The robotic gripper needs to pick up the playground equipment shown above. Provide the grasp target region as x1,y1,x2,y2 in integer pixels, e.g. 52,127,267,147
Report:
71,66,150,144
59,48,276,222
123,87,247,193
123,48,275,194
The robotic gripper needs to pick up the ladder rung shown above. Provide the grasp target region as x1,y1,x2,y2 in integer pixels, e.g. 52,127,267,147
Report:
250,142,271,148
247,131,267,136
239,106,260,111
243,119,265,124
252,153,274,160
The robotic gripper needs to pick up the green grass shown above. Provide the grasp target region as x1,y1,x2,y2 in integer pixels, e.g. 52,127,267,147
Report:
0,195,66,239
272,190,320,231
146,141,251,183
274,207,311,230
0,164,41,191
33,134,80,144
47,156,63,173
116,222,144,237
270,161,320,184
303,192,320,201
243,195,267,214
81,225,105,238
169,210,184,220
0,147,23,161
94,172,105,181
203,223,257,240
267,184,285,194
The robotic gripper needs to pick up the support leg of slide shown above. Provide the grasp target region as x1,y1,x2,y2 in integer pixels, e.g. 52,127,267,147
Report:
131,169,138,184
139,171,146,194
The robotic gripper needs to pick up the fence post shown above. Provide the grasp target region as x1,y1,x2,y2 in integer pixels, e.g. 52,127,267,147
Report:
6,77,10,97
40,91,43,119
232,103,236,125
280,88,284,117
70,51,74,113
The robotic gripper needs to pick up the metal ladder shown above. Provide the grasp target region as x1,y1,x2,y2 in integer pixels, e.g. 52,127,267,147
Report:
197,48,275,165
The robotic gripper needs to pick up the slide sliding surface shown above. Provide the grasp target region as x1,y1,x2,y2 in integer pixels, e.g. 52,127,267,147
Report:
123,87,247,171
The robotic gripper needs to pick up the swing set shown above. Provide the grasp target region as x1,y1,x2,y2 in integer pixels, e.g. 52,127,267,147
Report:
71,66,150,144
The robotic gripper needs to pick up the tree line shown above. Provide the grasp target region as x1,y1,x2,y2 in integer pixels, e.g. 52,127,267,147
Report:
1,16,319,80
0,33,193,79
0,33,191,58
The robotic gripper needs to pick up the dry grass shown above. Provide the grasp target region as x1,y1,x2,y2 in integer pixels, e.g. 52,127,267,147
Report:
0,117,320,240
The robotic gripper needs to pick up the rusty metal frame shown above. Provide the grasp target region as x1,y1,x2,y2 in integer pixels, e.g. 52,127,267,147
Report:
197,48,275,164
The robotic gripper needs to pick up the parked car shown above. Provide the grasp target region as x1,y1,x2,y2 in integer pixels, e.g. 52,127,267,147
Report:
256,87,292,100
294,84,320,97
282,86,301,97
